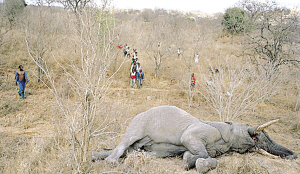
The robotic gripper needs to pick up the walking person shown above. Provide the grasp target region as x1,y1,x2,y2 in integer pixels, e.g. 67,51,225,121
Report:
195,53,199,63
177,48,181,58
191,73,196,89
137,69,145,89
130,71,136,88
130,63,137,87
15,65,29,99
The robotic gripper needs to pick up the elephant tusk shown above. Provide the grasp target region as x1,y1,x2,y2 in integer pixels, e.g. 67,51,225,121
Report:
252,148,279,159
256,119,279,133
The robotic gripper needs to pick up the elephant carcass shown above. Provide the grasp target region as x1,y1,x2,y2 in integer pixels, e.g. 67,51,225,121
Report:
92,106,297,173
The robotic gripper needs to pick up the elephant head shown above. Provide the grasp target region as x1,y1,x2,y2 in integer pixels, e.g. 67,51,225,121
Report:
247,120,297,159
209,119,297,159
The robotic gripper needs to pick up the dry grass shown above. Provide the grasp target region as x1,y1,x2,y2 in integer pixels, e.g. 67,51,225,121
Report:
2,69,299,173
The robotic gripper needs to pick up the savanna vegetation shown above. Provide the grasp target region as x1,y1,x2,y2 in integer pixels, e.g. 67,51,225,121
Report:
0,0,299,173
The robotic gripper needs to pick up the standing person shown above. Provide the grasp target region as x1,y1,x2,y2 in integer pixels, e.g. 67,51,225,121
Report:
130,62,137,73
177,48,181,58
137,69,144,89
130,71,136,88
15,65,29,99
126,47,130,58
191,73,196,88
135,62,141,81
132,49,137,59
130,63,137,87
123,44,128,56
195,53,199,63
131,58,135,67
136,62,141,72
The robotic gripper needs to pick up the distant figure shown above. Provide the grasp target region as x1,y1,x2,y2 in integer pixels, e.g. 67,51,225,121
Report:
130,71,136,87
158,42,161,48
195,53,199,63
123,44,128,56
132,49,137,59
131,58,136,66
15,65,29,99
126,46,130,57
177,48,181,58
191,73,196,88
137,69,145,89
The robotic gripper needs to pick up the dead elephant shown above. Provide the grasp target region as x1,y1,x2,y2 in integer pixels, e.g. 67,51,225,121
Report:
92,106,297,173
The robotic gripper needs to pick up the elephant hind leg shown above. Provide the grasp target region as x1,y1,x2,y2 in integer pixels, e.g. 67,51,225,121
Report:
105,114,149,163
105,135,145,163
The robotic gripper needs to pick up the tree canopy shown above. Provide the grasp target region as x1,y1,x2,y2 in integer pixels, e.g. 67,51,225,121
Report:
222,7,246,34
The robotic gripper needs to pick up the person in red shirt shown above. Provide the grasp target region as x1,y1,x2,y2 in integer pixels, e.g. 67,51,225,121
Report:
191,73,196,88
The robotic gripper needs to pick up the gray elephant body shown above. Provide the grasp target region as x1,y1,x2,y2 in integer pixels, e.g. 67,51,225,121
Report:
92,106,297,173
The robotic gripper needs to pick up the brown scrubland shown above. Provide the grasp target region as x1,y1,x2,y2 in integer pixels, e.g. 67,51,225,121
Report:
0,1,300,173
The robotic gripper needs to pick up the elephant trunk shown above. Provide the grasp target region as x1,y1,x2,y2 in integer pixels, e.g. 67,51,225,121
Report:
255,130,297,159
263,142,297,159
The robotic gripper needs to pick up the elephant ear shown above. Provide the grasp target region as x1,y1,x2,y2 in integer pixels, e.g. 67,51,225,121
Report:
206,121,232,143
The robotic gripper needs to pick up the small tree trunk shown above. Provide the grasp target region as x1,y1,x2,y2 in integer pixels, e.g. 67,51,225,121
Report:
37,57,42,82
295,82,300,111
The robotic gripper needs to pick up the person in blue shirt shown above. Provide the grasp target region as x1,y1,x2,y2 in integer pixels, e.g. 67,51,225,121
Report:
136,69,144,89
15,65,29,99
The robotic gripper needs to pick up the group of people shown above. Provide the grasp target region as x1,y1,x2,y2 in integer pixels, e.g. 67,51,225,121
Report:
130,55,144,89
122,44,138,59
16,45,199,99
119,44,145,89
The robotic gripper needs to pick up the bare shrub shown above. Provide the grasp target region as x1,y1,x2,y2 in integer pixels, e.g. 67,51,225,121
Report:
198,56,277,121
25,3,124,173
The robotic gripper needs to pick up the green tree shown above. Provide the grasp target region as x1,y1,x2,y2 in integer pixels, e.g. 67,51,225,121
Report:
222,7,245,41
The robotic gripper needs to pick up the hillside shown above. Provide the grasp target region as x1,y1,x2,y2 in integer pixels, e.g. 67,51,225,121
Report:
0,3,300,174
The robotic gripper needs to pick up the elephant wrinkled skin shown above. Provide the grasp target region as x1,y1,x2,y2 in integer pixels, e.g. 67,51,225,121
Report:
92,106,297,173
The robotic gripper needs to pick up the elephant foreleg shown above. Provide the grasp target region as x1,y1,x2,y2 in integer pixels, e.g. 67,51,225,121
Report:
183,151,218,172
181,126,210,170
183,150,210,170
195,158,217,173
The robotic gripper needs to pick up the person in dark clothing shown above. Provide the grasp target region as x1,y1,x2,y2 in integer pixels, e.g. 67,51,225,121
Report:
15,65,29,99
136,69,144,89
